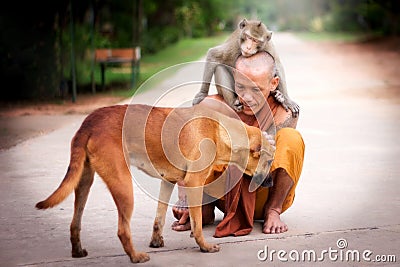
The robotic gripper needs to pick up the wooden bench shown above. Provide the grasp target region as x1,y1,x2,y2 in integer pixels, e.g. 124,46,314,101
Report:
94,47,141,90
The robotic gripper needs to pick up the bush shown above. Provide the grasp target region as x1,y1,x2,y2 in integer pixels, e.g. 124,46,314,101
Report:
141,26,182,54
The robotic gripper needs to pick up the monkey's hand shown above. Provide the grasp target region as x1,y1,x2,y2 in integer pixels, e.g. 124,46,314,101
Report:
272,90,300,118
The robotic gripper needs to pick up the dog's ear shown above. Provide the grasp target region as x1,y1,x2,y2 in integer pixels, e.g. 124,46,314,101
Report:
218,123,232,148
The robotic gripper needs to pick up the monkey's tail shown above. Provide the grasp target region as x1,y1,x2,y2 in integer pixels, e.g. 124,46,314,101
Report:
35,130,90,210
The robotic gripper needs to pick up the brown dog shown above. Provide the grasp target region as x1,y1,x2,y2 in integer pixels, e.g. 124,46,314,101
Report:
35,104,274,263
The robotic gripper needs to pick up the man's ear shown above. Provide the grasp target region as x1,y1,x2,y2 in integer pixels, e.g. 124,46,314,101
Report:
271,76,280,91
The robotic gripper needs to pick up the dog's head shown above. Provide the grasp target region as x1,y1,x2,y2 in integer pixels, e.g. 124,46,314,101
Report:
219,122,274,174
244,126,275,182
216,114,275,191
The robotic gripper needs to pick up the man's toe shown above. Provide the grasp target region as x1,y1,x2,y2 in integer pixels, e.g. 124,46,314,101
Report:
262,226,270,234
172,224,183,231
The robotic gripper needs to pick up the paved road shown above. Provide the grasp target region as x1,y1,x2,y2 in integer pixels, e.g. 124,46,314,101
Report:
1,33,399,266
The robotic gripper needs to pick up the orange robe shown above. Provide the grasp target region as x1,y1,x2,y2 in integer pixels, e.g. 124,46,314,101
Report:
204,95,305,237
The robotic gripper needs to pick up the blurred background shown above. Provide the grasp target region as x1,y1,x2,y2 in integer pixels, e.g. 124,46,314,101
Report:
1,2,400,265
0,0,399,102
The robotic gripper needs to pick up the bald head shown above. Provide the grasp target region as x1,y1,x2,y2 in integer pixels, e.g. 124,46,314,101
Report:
232,51,280,115
235,51,277,80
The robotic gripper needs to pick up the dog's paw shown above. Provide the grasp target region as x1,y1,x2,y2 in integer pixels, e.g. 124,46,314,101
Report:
71,248,88,258
200,243,220,253
149,235,164,248
130,252,150,263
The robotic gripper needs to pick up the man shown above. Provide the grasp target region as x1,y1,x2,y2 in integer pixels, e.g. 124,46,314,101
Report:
172,51,305,235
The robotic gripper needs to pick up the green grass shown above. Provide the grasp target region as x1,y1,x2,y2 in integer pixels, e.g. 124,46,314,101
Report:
294,31,375,43
97,33,230,98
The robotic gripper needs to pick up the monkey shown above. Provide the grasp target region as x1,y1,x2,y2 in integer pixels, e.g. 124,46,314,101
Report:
192,18,300,117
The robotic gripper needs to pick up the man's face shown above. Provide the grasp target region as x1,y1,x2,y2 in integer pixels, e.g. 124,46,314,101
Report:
234,67,278,115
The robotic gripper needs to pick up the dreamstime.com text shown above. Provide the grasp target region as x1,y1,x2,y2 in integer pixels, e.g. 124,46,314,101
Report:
257,238,397,263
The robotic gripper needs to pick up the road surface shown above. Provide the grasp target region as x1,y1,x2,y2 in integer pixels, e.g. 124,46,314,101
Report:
0,33,399,266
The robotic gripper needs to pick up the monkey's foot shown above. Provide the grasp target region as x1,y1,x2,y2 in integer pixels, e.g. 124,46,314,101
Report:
282,101,300,118
271,90,300,118
192,93,208,105
289,103,300,117
272,90,285,104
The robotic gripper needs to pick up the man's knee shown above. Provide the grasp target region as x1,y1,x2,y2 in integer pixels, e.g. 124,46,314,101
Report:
276,128,305,161
273,128,305,183
276,128,304,151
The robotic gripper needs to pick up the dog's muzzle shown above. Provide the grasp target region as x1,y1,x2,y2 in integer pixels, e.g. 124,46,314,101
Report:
252,172,273,188
252,159,274,188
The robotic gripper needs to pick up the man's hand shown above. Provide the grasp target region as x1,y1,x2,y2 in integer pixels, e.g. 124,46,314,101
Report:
263,132,276,148
171,196,191,231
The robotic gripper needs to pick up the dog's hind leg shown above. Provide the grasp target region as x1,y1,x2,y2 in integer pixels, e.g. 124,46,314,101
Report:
70,163,94,258
150,179,175,248
99,158,150,263
89,142,150,263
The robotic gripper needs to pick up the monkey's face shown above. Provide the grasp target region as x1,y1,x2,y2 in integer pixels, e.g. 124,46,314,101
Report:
240,33,263,57
238,19,272,57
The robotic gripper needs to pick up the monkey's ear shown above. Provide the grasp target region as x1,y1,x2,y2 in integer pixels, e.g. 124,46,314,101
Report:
266,30,273,41
257,21,262,27
239,19,247,29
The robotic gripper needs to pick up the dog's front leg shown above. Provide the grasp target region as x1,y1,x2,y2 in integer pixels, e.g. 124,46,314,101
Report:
186,181,220,253
150,179,174,248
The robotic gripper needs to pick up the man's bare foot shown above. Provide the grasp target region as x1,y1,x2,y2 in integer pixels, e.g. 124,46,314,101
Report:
262,208,288,234
171,220,191,231
171,198,191,231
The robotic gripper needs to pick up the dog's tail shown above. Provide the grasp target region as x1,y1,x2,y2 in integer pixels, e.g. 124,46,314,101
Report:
35,130,90,209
